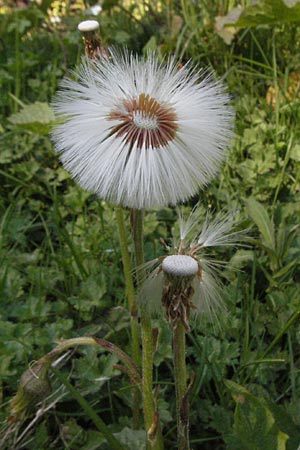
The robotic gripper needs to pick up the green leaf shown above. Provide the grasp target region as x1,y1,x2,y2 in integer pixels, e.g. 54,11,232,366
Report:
290,143,300,161
226,0,300,27
114,427,146,450
225,380,289,450
272,259,299,279
93,337,141,387
8,102,55,134
215,7,243,45
246,197,276,252
266,401,300,450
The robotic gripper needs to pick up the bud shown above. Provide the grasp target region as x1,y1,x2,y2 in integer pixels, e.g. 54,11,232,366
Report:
9,362,51,422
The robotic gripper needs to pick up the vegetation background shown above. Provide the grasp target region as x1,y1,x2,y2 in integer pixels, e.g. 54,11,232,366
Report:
0,0,300,449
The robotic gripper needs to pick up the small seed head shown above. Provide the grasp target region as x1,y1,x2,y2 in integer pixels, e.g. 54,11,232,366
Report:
161,255,199,330
162,255,198,278
78,20,99,33
78,20,107,60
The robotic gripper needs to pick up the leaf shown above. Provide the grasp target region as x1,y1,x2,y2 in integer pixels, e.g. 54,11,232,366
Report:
272,259,299,279
170,15,183,37
114,427,147,450
93,337,142,387
290,143,300,161
246,197,276,252
229,249,254,268
214,7,242,44
8,102,55,134
143,35,158,53
225,380,289,450
225,0,300,28
266,401,300,450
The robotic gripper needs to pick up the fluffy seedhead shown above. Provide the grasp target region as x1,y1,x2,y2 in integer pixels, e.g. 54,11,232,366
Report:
51,50,233,208
140,207,245,329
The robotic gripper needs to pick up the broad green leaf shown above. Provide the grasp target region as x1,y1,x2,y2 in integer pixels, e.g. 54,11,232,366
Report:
114,427,146,450
93,337,141,386
224,0,300,27
272,259,299,279
215,7,242,44
290,143,300,161
8,102,55,134
225,380,289,450
246,197,275,252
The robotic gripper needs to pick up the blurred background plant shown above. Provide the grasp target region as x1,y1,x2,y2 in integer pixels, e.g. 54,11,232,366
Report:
0,0,300,449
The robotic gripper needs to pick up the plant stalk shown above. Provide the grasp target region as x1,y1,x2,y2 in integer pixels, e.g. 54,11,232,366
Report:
115,206,140,428
132,209,163,450
173,321,190,450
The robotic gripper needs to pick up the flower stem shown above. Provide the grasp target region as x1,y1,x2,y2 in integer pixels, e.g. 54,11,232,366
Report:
173,321,190,450
115,206,140,428
132,209,164,450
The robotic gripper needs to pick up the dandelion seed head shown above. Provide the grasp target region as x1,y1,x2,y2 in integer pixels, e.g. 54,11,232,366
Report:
108,93,178,149
133,110,158,130
78,20,99,32
51,50,233,208
162,255,198,277
140,206,245,328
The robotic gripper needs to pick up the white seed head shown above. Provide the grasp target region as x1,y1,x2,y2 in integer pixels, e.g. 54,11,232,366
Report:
51,50,233,208
78,20,99,32
132,110,158,130
162,255,198,277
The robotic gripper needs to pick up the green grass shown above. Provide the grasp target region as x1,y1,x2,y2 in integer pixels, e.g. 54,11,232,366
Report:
0,1,300,449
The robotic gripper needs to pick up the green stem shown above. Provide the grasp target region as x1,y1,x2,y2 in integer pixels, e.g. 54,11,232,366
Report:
180,0,189,27
173,321,190,450
41,337,141,387
132,209,163,450
115,206,141,428
14,14,20,111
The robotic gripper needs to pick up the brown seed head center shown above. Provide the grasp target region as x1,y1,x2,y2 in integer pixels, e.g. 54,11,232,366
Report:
108,93,178,149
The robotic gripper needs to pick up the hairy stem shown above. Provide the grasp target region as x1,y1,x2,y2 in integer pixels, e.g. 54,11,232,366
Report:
115,206,140,428
132,209,163,450
173,321,190,450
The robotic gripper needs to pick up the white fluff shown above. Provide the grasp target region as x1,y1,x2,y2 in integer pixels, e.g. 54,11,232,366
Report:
162,255,198,277
78,20,99,32
51,50,233,209
141,206,245,323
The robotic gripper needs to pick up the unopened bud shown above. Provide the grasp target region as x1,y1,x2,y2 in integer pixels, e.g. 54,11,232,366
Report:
9,362,51,422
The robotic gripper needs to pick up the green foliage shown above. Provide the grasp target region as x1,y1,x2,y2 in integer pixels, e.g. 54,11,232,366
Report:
114,427,146,450
225,380,289,450
8,101,56,134
246,197,276,254
229,0,300,27
1,1,300,449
